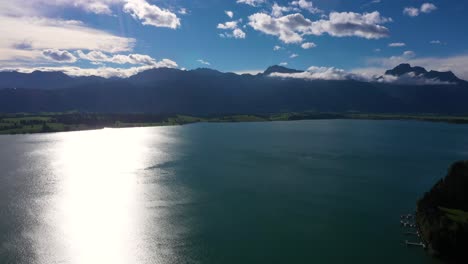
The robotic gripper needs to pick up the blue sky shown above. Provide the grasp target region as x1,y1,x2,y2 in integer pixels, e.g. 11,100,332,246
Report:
1,0,467,78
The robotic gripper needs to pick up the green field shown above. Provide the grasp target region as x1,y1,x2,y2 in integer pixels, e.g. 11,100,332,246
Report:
439,207,468,224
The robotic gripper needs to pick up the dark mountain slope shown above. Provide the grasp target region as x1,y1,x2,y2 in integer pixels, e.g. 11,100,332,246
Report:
0,71,107,90
0,65,467,114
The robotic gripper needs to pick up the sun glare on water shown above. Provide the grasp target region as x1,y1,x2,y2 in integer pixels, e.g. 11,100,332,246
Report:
42,128,159,264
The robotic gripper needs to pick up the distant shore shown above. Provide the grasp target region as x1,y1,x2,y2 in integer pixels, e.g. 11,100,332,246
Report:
1,112,468,135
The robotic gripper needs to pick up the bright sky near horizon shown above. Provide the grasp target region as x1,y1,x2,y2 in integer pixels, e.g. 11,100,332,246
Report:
1,0,467,78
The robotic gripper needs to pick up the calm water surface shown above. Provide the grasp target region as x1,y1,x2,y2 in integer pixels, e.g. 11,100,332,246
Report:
1,120,467,264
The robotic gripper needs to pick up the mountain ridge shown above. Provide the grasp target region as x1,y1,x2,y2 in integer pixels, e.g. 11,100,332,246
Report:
384,63,465,84
0,64,467,115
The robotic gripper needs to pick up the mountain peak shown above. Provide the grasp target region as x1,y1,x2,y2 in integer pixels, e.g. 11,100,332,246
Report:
263,65,303,75
385,64,428,76
384,64,466,84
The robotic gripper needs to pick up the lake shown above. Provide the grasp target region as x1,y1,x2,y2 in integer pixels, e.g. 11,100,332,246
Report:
1,120,467,264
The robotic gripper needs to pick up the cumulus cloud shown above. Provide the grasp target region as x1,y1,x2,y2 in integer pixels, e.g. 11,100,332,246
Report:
249,11,390,44
291,0,322,14
420,3,437,13
273,45,282,51
225,11,234,18
232,28,247,39
217,19,246,39
388,42,406,47
248,13,313,43
42,49,77,63
430,40,441,44
279,62,288,66
404,3,437,17
301,42,317,49
290,53,299,58
123,0,181,29
217,21,239,30
403,7,420,17
310,11,391,39
197,59,210,65
271,3,296,17
236,0,265,7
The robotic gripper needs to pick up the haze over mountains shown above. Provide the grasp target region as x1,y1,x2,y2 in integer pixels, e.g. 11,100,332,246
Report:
0,64,467,115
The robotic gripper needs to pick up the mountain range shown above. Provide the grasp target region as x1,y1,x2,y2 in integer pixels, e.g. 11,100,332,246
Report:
0,64,467,114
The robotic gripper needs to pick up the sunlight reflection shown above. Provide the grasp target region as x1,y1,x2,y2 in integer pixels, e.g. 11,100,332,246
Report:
52,128,154,264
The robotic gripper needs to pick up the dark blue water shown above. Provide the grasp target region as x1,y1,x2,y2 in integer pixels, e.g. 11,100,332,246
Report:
1,120,467,264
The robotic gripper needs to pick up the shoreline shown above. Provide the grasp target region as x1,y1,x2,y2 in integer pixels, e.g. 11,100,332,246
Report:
1,112,468,135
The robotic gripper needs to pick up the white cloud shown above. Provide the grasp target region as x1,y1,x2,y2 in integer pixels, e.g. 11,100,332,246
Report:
197,59,210,65
270,63,458,85
1,62,177,79
271,3,296,17
123,0,181,29
76,50,167,66
290,53,299,58
420,3,437,13
376,72,455,85
291,0,322,14
0,0,124,16
217,21,239,30
310,11,391,39
232,28,247,39
217,19,245,39
248,13,313,43
42,49,77,63
404,3,437,17
301,42,317,49
403,7,419,17
430,40,441,44
279,62,288,66
403,51,416,57
178,8,188,15
225,11,234,18
232,69,264,75
236,0,265,7
362,0,381,8
248,11,390,44
0,16,135,63
388,42,406,47
78,0,116,15
270,66,366,81
273,45,282,51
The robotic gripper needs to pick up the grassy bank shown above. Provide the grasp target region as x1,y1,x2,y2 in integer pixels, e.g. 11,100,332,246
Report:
1,112,468,135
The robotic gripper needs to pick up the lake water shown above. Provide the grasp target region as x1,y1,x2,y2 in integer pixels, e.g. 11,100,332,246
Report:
1,120,467,264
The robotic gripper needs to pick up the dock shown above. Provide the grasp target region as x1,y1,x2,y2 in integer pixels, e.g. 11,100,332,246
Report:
400,213,427,250
404,231,419,236
405,240,426,249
